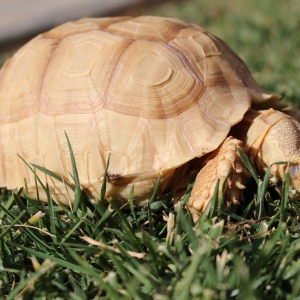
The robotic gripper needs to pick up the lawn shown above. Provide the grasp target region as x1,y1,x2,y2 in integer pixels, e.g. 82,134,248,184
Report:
1,0,300,299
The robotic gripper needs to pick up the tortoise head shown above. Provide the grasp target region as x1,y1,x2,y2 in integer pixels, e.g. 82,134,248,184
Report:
245,109,300,199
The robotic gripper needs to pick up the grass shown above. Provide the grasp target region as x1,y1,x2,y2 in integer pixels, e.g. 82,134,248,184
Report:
1,0,300,299
1,143,300,299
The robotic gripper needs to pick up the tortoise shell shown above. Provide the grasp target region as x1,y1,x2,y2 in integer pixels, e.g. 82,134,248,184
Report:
0,16,277,205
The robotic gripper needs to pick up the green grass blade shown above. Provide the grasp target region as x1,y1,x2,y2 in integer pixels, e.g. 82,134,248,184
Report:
45,183,57,243
280,170,290,223
31,163,74,189
129,184,137,224
100,154,110,203
241,198,255,219
0,193,16,219
12,192,31,222
65,132,82,212
0,203,53,251
174,247,204,299
149,173,162,205
141,230,160,275
0,210,26,240
209,178,220,219
146,201,154,237
238,146,258,184
60,216,85,242
257,166,273,219
18,155,47,191
17,245,103,278
110,201,143,252
6,261,57,300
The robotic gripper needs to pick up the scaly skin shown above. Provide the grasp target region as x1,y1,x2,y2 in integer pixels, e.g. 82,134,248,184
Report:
188,109,300,221
246,109,300,199
188,137,250,221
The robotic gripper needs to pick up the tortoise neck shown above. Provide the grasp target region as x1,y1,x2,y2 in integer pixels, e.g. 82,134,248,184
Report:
229,109,262,146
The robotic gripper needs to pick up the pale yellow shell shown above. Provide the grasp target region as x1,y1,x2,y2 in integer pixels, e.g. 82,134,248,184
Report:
0,16,277,205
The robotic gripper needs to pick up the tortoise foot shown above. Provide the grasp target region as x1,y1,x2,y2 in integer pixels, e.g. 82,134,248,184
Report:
188,137,250,221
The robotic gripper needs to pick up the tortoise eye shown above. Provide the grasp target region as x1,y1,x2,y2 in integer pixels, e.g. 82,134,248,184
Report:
289,164,299,179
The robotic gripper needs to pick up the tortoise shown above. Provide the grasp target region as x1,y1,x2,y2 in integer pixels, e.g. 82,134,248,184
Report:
0,16,299,219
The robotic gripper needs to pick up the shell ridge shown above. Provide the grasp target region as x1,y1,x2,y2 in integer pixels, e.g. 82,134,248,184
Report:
167,41,204,85
102,40,133,109
177,116,197,155
90,111,107,171
52,115,69,184
38,40,60,112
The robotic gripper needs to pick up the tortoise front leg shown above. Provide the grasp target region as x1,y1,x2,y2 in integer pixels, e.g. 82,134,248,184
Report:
188,137,250,222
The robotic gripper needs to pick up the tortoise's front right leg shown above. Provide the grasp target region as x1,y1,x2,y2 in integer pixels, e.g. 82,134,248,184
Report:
188,137,250,222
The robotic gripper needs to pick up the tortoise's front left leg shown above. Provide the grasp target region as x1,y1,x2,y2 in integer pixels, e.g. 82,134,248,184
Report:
188,137,250,221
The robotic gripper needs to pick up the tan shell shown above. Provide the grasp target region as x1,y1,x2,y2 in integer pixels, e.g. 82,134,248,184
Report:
0,16,278,205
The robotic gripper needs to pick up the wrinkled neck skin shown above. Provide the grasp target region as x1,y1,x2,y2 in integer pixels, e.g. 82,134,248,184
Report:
231,108,300,199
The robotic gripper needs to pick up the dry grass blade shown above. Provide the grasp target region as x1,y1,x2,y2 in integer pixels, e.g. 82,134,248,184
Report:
80,236,146,258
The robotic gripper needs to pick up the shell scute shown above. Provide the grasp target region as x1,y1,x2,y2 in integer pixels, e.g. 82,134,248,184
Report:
106,40,204,119
39,30,130,115
105,16,189,42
